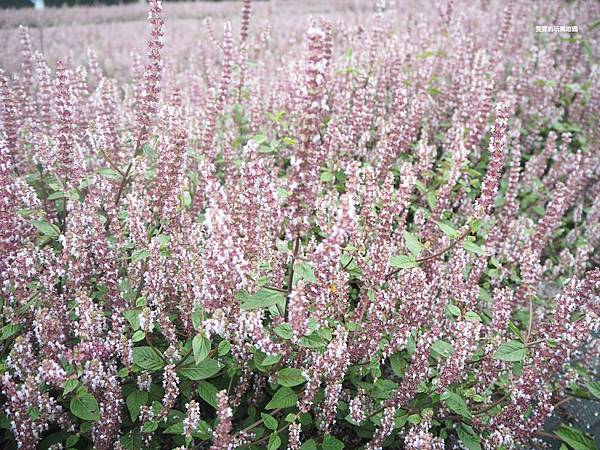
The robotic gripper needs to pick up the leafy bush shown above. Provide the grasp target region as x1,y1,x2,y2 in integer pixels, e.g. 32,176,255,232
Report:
0,0,599,449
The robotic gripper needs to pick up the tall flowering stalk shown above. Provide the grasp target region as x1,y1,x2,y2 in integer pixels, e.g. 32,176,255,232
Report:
0,2,599,450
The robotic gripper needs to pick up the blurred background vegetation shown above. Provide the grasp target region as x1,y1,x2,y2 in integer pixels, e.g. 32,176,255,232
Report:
2,0,226,9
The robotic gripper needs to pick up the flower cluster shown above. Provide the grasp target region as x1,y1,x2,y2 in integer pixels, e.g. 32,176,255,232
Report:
0,0,599,449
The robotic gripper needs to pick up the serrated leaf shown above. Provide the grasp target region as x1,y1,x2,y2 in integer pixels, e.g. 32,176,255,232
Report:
407,414,420,424
163,421,184,434
457,424,482,450
445,392,472,419
294,261,317,283
197,381,218,408
389,254,418,269
191,309,202,331
182,191,192,208
465,311,481,322
218,340,231,356
462,241,489,256
277,368,306,387
261,413,278,430
70,393,100,421
123,310,140,331
322,434,345,450
131,330,145,342
31,220,60,237
98,167,123,181
390,353,405,377
493,340,526,362
62,379,79,396
193,334,210,364
126,390,148,422
132,347,165,371
447,304,461,316
141,421,158,433
178,359,220,380
436,221,460,238
299,440,317,450
274,323,294,340
585,381,600,399
131,249,150,264
266,387,298,409
403,231,423,258
431,340,454,358
555,425,596,450
268,433,282,450
240,288,285,311
262,354,282,366
0,323,22,340
66,434,79,447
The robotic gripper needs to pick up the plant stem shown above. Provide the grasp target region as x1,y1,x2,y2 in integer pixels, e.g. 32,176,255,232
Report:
284,237,300,320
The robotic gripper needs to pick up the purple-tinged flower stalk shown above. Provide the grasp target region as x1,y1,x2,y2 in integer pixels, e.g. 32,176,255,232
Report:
211,390,233,450
473,102,509,220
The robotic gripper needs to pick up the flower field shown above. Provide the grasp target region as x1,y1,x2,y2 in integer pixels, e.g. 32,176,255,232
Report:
0,0,599,449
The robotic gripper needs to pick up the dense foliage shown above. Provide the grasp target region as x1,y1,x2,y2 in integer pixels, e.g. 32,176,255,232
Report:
1,0,599,449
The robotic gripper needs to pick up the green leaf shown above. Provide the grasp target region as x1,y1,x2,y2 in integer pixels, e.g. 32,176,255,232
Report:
403,231,423,258
70,393,100,421
555,425,596,450
277,368,306,387
131,330,145,342
163,421,184,434
436,221,460,238
218,340,231,356
126,390,148,422
182,191,192,208
31,220,60,237
298,333,326,349
197,381,218,408
132,347,165,371
444,392,472,419
457,424,482,450
274,323,294,340
322,434,345,450
261,413,278,431
446,304,461,317
389,254,418,269
252,133,269,145
299,440,317,450
66,434,79,447
294,261,317,283
131,249,150,263
585,381,600,399
266,387,298,410
465,311,481,322
390,353,405,377
62,379,79,396
240,288,285,311
268,433,282,450
431,340,454,359
0,323,22,340
407,414,420,424
120,429,142,450
193,334,210,364
123,310,140,330
98,167,123,181
191,309,203,331
462,241,489,256
178,359,221,380
141,421,158,433
262,354,282,367
493,340,526,362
